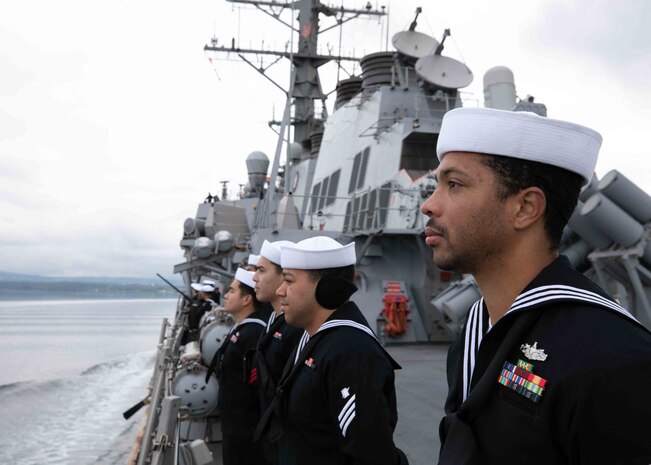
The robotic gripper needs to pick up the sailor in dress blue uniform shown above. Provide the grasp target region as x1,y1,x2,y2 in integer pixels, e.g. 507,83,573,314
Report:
251,240,303,463
420,107,651,465
207,268,271,465
256,236,408,465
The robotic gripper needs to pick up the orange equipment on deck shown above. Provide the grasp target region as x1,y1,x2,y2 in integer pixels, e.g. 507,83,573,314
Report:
382,281,410,337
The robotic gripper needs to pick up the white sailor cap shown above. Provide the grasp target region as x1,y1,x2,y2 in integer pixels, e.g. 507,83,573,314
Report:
190,283,203,291
248,254,260,267
436,107,602,183
259,239,295,265
235,268,256,289
200,284,216,293
280,236,356,270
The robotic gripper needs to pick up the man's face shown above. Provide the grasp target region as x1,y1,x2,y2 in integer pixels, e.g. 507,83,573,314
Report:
420,152,512,274
223,280,247,315
253,256,283,303
276,268,318,329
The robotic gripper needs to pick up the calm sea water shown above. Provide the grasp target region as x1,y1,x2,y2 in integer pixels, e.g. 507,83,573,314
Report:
0,298,178,465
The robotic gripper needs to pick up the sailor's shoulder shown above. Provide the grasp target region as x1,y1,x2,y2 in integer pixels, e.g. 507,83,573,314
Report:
314,326,386,363
538,302,651,351
507,304,651,389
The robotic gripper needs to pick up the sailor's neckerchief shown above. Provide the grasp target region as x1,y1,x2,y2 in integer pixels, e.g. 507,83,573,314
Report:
460,255,644,402
291,301,400,369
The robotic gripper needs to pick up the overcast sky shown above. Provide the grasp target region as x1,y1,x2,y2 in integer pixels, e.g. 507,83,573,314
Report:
1,0,650,278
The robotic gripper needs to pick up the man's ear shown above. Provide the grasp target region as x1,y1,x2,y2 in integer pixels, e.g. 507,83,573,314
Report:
513,187,546,230
242,293,253,307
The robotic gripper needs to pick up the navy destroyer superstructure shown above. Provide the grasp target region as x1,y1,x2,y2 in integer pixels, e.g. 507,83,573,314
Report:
128,2,651,464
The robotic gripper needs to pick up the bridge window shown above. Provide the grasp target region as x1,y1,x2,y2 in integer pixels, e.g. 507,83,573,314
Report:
311,182,321,214
326,169,340,206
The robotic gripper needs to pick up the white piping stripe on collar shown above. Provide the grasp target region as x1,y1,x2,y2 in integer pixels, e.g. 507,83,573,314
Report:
462,299,483,402
227,323,237,336
240,318,267,328
293,319,377,365
507,285,636,322
316,319,378,340
461,284,640,402
265,312,277,333
294,331,310,364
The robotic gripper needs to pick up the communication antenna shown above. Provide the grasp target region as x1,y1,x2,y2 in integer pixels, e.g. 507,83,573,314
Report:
392,30,439,59
220,180,229,200
408,7,422,31
415,54,473,89
391,6,438,59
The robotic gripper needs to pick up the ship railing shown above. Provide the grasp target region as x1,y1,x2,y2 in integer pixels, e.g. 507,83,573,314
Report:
352,88,475,139
135,296,187,465
294,183,425,233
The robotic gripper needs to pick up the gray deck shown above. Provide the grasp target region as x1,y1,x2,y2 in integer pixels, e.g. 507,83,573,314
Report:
389,343,448,465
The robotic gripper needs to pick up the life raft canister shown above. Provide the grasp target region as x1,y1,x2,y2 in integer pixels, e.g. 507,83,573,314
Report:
382,281,410,337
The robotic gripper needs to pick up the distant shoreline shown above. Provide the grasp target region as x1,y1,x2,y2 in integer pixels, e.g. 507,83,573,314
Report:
0,281,180,301
0,294,179,301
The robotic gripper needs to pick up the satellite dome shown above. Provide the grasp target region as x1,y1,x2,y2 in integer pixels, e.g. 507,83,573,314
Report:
483,66,517,110
288,142,303,161
483,66,514,87
246,151,269,192
215,230,234,252
193,237,215,258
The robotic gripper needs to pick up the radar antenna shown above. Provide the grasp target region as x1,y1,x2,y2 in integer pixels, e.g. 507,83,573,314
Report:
220,181,229,201
205,0,386,146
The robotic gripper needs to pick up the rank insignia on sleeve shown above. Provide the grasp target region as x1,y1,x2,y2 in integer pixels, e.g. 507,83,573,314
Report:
497,360,548,403
230,332,239,343
273,331,283,340
304,357,316,369
341,387,350,399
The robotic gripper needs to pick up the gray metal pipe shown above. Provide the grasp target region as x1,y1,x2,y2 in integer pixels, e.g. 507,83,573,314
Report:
579,173,599,202
581,193,644,248
599,170,651,224
561,239,592,269
567,201,613,249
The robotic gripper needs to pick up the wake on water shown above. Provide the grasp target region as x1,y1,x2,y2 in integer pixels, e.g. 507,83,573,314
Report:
0,350,157,465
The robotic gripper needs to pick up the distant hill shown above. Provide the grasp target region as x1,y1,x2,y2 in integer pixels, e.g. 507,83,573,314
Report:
0,271,183,286
0,272,185,301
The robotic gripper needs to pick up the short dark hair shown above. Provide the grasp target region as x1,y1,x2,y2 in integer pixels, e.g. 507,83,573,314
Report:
307,265,355,283
237,280,263,311
479,154,583,250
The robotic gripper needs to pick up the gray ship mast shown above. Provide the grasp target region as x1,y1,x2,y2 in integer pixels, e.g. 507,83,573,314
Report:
205,0,386,227
205,0,385,145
